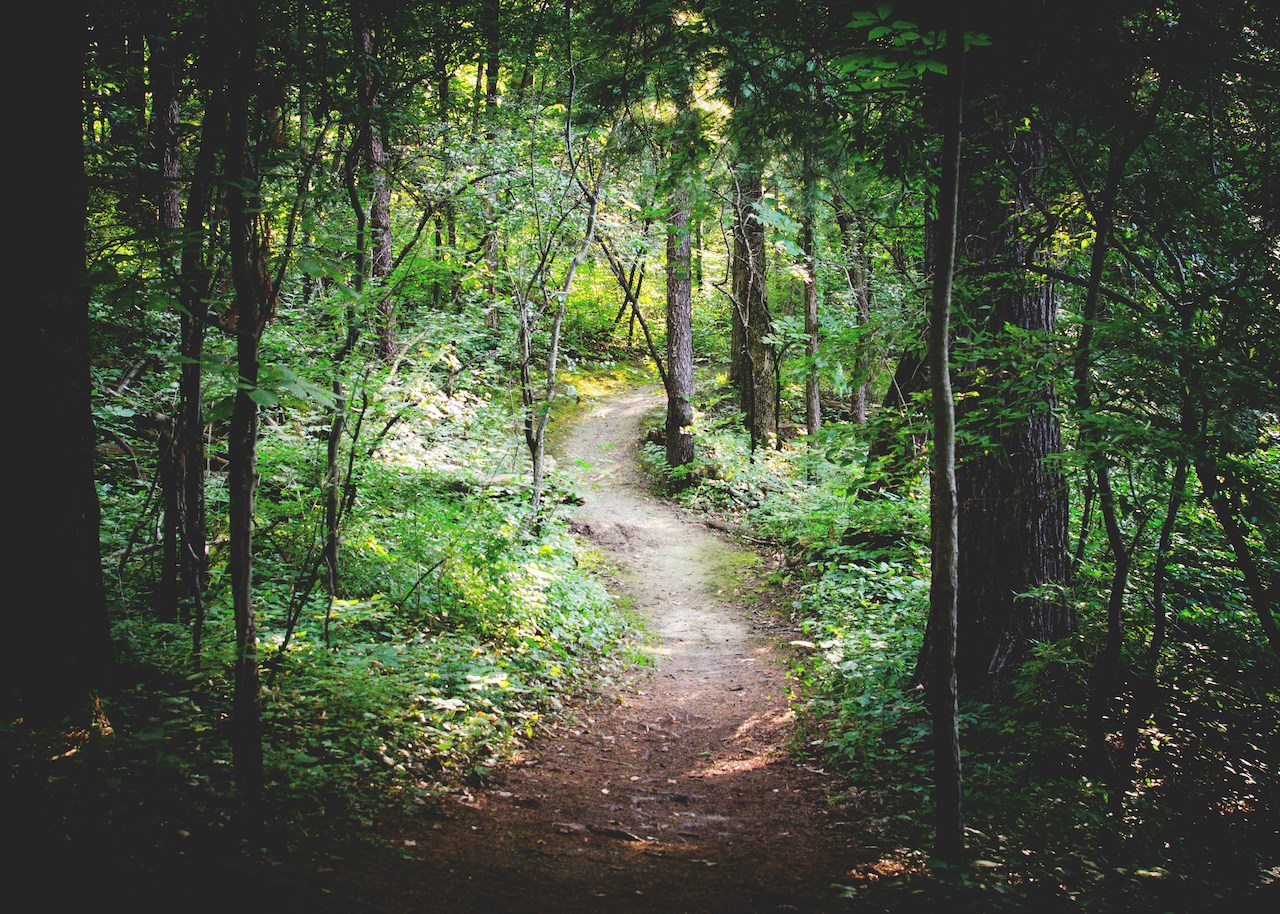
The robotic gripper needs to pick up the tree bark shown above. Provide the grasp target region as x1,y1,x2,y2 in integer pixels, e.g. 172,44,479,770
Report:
665,186,696,473
177,78,229,651
11,10,113,722
945,112,1072,701
801,147,821,437
730,164,776,450
484,0,500,120
526,166,603,518
148,24,183,237
352,2,395,359
926,21,965,863
224,0,267,801
148,16,184,623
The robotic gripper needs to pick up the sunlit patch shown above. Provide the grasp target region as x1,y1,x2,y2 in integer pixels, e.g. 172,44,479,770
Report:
691,751,772,778
837,847,930,892
686,710,791,777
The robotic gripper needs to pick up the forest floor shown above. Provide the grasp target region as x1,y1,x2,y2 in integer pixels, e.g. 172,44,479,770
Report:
19,383,908,913
263,383,893,912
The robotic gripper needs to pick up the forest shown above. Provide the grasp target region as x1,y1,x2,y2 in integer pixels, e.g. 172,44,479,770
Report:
10,0,1278,911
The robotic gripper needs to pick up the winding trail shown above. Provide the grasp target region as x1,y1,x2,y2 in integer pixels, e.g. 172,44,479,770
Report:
304,385,874,912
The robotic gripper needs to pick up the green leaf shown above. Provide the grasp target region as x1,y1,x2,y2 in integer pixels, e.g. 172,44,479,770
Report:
207,395,236,423
248,386,279,407
297,256,326,278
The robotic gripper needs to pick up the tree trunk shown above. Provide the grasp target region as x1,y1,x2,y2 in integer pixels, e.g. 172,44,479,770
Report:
730,164,776,450
149,26,183,237
520,80,606,521
926,20,966,863
150,22,184,623
732,171,747,389
801,148,821,437
944,112,1072,701
665,186,696,473
177,84,228,649
324,110,372,629
484,0,500,120
157,422,180,622
11,11,112,722
478,0,503,328
352,2,395,359
524,169,603,519
224,0,267,801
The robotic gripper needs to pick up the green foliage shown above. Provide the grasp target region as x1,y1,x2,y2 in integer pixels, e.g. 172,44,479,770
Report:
71,274,642,845
56,1,1280,906
665,361,1278,911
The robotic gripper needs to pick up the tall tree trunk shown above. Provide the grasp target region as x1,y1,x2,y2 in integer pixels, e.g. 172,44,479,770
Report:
157,422,180,622
926,20,966,864
729,171,748,391
11,9,112,722
484,0,500,120
177,82,228,651
524,167,603,519
694,217,704,289
224,0,267,801
945,112,1071,701
730,164,776,450
665,186,696,473
150,22,184,623
1149,455,1187,665
435,44,461,308
325,121,372,628
801,146,821,437
149,26,183,237
352,2,395,359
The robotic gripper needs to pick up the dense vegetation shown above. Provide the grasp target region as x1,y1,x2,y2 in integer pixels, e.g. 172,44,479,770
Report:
12,0,1277,909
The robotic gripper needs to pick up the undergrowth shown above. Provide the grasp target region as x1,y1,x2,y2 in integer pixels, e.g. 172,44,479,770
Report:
646,369,1278,913
6,320,644,862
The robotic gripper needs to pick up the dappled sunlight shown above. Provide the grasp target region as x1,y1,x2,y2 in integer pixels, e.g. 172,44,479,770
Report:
689,748,771,778
685,707,795,780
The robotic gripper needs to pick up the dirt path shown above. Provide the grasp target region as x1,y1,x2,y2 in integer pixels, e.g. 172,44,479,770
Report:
280,386,876,912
